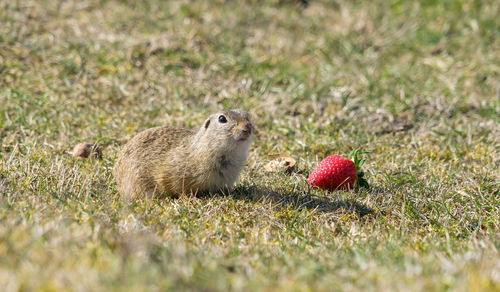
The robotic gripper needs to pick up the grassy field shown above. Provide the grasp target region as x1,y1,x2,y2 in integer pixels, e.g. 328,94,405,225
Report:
1,0,499,290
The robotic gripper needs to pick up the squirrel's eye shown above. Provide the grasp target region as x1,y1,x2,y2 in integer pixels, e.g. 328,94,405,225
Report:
218,115,227,123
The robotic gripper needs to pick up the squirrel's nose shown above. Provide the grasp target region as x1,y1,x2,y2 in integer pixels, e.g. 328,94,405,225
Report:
242,123,252,135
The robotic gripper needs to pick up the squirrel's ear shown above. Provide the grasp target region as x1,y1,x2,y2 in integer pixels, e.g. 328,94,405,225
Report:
204,118,210,129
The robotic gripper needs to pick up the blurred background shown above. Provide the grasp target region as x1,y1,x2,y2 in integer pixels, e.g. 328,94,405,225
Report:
1,0,498,154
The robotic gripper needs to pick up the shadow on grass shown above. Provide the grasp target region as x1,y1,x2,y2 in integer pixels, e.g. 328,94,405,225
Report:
216,185,374,216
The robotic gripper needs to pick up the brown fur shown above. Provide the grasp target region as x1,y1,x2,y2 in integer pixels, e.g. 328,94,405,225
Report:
113,109,253,199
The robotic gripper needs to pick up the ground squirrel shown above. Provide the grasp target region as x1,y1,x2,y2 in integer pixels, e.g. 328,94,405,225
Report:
113,109,253,199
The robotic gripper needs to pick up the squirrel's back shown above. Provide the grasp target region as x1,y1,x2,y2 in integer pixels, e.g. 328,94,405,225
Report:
113,126,194,199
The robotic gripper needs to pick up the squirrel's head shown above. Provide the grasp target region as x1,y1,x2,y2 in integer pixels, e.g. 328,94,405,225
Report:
200,109,254,151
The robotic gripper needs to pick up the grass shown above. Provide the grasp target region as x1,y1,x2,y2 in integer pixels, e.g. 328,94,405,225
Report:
0,0,499,290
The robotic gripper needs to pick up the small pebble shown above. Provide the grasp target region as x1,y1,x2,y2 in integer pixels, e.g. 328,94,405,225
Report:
72,142,101,159
264,157,296,174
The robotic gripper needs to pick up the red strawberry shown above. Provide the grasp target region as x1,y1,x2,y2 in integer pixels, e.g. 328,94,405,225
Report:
307,149,369,191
